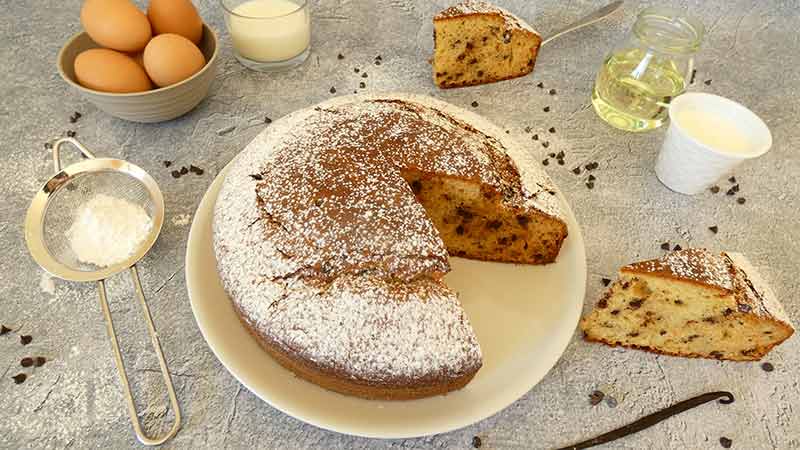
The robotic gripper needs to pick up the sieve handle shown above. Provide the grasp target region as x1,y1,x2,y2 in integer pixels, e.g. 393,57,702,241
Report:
52,137,96,173
96,265,182,446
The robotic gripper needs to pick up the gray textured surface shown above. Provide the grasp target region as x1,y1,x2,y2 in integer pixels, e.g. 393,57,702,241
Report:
1,0,799,448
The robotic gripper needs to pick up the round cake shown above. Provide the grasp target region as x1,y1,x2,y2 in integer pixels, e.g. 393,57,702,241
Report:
213,94,567,400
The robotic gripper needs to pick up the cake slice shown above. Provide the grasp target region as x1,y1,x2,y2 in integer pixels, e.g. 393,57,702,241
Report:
581,249,794,361
433,1,542,88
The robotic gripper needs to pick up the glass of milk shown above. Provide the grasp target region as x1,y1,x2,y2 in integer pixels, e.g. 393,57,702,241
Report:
221,0,311,71
655,92,772,195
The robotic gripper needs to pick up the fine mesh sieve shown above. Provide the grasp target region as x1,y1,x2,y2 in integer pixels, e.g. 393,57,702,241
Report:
24,138,181,446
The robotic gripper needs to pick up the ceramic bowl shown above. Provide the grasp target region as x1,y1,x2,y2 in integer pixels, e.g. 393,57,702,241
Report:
57,24,218,123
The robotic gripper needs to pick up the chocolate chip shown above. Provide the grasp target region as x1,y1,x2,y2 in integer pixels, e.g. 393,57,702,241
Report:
761,362,774,372
549,127,556,133
661,242,671,250
549,89,557,95
673,244,682,251
542,159,549,166
572,167,581,175
34,356,46,367
587,174,596,182
249,173,263,181
719,437,732,448
171,170,181,178
629,299,644,309
728,176,736,183
471,101,479,108
532,134,539,141
375,55,382,61
44,142,53,150
705,79,712,86
374,60,381,66
265,116,272,124
329,87,336,94
537,82,544,89
731,184,740,193
556,151,565,159
589,390,605,405
586,182,594,189
179,166,189,175
21,357,33,367
66,130,76,137
601,278,611,286
737,197,746,204
163,160,172,168
0,325,11,335
472,436,482,448
524,126,531,133
597,298,608,309
726,188,735,196
359,82,366,89
455,225,465,235
69,115,77,123
690,69,697,84
362,72,368,78
354,67,360,73
20,335,32,345
710,185,720,194
543,106,550,112
709,226,718,234
605,396,618,408
542,141,549,148
337,53,344,60
557,159,564,165
12,373,27,384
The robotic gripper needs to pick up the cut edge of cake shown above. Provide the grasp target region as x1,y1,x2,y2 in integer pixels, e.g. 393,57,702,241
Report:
580,249,795,361
433,1,542,88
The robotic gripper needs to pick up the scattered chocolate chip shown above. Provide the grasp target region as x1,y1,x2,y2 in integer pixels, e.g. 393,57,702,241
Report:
361,72,368,78
69,115,78,123
726,188,736,196
719,437,732,448
543,106,550,112
548,153,556,158
704,79,712,86
673,244,682,251
472,436,482,448
589,390,605,405
549,127,556,133
728,176,736,183
601,278,611,286
471,101,479,108
731,184,740,193
605,396,618,408
34,356,46,367
572,167,581,175
329,87,336,94
337,53,344,60
353,90,357,94
375,55,382,61
710,185,720,194
505,130,509,134
359,82,366,89
588,174,596,182
541,141,550,148
737,197,746,204
20,335,32,345
532,134,539,141
549,89,557,95
44,142,53,150
189,165,204,175
21,357,33,367
556,151,565,159
265,116,272,124
66,130,76,138
536,82,544,89
249,174,263,181
0,325,11,335
374,60,381,66
163,160,172,168
524,126,531,133
542,159,549,166
179,166,189,175
12,373,27,384
557,159,565,165
709,226,718,234
761,362,774,372
171,170,181,178
690,69,697,85
660,242,670,250
354,67,360,73
586,182,594,189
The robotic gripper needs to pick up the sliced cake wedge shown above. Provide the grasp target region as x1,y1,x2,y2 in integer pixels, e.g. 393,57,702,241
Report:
433,1,542,88
581,248,794,361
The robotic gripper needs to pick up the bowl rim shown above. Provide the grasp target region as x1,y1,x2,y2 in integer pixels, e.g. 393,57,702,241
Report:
58,24,219,98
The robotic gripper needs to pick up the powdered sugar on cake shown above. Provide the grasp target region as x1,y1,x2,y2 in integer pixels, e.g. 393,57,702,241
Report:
623,248,734,292
435,0,540,35
213,93,565,383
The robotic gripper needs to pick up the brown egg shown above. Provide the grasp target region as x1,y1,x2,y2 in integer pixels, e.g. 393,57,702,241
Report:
74,48,152,93
147,0,203,44
143,34,205,87
81,0,152,52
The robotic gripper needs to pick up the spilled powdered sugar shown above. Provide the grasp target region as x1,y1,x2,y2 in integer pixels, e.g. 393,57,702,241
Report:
213,93,565,382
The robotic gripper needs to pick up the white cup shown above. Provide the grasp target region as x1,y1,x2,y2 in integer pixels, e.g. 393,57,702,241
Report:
655,93,772,195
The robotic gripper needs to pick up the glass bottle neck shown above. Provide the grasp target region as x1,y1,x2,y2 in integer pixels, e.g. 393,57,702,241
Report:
633,7,703,56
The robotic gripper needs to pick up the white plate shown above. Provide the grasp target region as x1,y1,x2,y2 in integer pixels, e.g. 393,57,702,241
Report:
186,163,586,439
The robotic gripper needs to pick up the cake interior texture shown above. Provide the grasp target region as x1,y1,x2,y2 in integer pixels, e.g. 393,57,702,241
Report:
402,169,565,264
581,271,794,361
433,5,541,88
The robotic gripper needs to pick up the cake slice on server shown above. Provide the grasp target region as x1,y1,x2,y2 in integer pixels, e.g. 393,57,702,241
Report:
581,248,794,361
433,1,542,88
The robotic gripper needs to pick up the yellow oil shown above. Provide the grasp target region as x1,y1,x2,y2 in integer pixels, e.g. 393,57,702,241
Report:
592,48,686,132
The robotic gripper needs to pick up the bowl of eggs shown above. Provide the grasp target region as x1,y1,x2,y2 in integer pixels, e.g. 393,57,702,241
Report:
58,0,218,123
